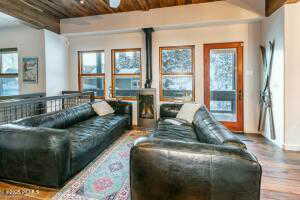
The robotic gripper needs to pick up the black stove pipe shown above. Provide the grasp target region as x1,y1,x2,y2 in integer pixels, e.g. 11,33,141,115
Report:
143,28,154,88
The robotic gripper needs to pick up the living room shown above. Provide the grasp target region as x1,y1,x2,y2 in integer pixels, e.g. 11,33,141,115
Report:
0,0,299,199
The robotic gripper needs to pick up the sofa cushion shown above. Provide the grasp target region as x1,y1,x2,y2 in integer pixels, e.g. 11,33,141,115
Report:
176,103,201,123
15,103,96,129
151,120,198,143
92,101,115,116
193,106,246,149
69,114,129,174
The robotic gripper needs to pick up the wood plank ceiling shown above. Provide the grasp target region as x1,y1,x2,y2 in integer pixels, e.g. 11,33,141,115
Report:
0,0,299,34
266,0,300,16
0,0,221,33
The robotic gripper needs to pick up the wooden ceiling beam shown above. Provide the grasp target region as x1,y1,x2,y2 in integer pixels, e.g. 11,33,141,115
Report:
0,0,60,33
266,0,300,17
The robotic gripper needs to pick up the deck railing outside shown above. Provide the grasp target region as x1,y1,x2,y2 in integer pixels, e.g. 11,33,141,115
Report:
0,91,95,125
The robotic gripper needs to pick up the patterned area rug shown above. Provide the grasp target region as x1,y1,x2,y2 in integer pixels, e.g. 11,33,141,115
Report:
53,130,147,200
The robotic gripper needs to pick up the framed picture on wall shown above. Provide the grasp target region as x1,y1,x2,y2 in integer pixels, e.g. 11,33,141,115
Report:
22,57,38,83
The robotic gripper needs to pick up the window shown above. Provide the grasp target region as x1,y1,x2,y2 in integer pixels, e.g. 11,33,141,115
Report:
78,51,105,98
0,48,19,96
160,46,195,101
112,49,141,99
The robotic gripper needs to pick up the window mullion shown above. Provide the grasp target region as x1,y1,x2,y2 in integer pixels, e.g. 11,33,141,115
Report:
0,54,2,73
78,51,105,98
111,48,142,99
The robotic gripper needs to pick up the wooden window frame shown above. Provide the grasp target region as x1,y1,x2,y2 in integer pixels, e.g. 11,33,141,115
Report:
159,45,195,102
0,48,19,96
78,50,105,99
111,48,142,101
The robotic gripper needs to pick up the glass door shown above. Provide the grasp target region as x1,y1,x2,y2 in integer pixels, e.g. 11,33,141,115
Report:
204,42,244,132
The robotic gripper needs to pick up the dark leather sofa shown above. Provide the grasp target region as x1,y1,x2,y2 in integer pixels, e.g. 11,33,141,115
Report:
0,100,132,188
130,103,262,200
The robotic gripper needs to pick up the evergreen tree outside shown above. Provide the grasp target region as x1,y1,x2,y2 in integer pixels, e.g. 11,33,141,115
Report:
161,47,193,100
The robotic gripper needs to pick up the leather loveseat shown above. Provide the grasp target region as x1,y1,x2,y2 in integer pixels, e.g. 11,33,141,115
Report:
130,103,262,200
0,100,132,187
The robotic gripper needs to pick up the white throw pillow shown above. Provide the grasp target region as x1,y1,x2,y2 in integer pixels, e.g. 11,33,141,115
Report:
92,101,115,116
176,103,201,123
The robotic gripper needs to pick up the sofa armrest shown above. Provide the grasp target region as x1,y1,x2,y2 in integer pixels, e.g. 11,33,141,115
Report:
130,137,262,200
106,100,133,126
160,103,183,119
0,124,71,187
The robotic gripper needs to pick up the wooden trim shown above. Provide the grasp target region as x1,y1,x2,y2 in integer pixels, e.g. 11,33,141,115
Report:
204,42,244,132
266,0,300,17
0,92,45,101
80,74,105,77
159,45,195,102
111,48,142,100
111,73,141,76
78,51,81,94
0,48,18,53
78,50,106,98
0,74,18,77
161,73,194,76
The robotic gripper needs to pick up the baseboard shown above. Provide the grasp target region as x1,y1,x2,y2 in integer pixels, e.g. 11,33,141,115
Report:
284,144,300,151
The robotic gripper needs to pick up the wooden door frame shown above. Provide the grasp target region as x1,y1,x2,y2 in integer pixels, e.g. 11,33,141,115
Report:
204,42,244,132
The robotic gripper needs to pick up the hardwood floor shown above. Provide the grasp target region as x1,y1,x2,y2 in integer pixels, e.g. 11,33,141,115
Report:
240,134,300,200
0,181,57,200
0,133,299,200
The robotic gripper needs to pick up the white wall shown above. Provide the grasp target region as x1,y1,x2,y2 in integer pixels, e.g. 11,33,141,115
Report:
261,8,285,148
68,32,145,125
44,30,68,96
284,2,300,151
0,25,69,96
0,25,46,94
226,0,265,15
61,1,263,35
67,22,261,131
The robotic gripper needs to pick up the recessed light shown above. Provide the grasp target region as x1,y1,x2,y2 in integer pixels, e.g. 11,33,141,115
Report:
109,0,121,8
77,0,85,4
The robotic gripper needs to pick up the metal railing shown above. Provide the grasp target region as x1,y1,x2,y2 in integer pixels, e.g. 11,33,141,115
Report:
0,93,46,101
0,91,95,125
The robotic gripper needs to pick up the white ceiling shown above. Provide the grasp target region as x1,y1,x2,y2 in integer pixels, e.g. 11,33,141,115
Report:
0,12,22,29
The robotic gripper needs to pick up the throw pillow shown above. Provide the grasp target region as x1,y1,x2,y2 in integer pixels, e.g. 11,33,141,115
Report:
176,103,201,123
92,101,115,116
